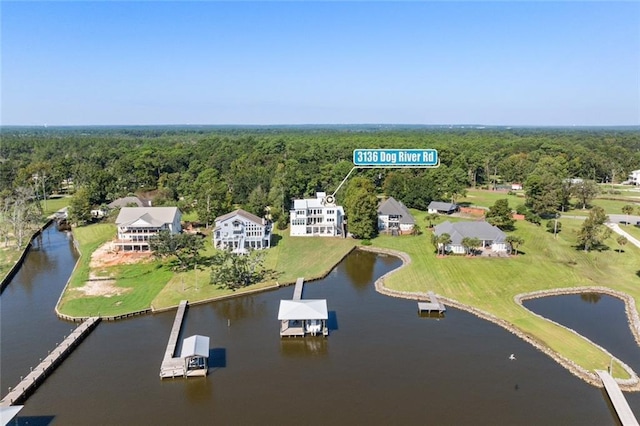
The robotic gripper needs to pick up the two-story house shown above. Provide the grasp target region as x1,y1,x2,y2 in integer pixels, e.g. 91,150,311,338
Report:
377,197,415,235
114,207,182,251
290,192,345,237
213,209,271,253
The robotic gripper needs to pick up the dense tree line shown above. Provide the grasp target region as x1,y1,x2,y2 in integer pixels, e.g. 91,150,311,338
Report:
1,127,639,232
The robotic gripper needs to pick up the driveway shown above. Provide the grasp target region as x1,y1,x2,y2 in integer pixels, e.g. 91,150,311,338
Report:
606,222,640,249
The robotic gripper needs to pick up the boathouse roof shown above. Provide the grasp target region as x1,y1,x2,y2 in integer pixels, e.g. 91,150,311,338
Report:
180,335,210,359
277,300,328,320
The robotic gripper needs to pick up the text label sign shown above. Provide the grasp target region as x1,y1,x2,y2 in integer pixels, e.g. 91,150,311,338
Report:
353,149,438,167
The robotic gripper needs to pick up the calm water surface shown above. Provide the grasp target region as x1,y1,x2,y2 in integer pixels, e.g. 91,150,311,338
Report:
2,227,639,425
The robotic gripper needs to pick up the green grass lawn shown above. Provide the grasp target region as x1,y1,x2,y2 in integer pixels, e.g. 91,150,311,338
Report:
372,215,640,379
151,229,357,309
0,247,23,279
57,223,175,317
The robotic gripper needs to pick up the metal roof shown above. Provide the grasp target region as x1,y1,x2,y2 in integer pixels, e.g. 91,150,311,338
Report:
0,406,23,425
115,207,180,227
180,335,210,359
278,299,328,320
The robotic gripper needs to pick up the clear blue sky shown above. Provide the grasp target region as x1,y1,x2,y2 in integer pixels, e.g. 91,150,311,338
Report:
2,1,639,126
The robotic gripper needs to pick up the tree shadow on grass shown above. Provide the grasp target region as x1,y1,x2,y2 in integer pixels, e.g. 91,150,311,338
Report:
270,233,283,247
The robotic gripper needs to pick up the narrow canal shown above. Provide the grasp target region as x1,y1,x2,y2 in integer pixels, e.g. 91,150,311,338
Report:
2,226,639,424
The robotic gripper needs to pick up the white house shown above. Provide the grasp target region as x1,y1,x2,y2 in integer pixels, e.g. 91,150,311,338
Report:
433,220,510,254
629,169,640,185
289,192,345,237
377,197,415,235
114,207,182,251
213,209,271,253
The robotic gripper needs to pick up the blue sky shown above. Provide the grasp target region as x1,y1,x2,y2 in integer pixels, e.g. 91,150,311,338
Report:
2,1,639,126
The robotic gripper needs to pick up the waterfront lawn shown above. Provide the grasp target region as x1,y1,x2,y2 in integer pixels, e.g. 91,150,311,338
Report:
57,223,174,317
0,248,23,280
373,213,640,379
151,229,357,309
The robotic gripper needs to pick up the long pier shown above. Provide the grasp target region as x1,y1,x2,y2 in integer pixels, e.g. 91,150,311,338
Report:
0,317,101,407
417,291,446,314
595,370,639,426
292,277,304,300
159,300,188,379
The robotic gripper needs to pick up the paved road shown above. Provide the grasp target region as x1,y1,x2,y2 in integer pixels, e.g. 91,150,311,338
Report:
606,222,640,249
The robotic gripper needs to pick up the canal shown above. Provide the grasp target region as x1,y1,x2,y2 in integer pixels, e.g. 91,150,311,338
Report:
1,226,639,425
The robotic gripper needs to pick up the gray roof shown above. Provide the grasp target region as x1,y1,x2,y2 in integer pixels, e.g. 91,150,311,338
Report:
428,201,458,212
378,197,415,225
433,220,506,245
215,209,265,225
115,207,180,227
107,196,150,208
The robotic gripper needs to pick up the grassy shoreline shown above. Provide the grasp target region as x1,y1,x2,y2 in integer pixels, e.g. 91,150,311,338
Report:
50,189,640,388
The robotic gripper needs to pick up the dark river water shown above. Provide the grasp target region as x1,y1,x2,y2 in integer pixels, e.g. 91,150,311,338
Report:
2,226,639,425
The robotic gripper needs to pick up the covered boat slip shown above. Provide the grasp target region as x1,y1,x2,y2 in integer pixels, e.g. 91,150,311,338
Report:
278,299,329,337
180,335,210,377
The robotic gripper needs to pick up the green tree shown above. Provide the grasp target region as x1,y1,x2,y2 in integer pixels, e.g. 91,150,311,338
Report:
621,205,635,225
425,213,440,228
245,185,269,217
616,235,628,253
210,249,266,290
436,233,452,256
68,186,92,226
576,206,611,252
149,230,205,271
546,219,562,236
571,180,599,210
485,199,515,231
343,177,378,239
190,169,232,228
506,235,524,256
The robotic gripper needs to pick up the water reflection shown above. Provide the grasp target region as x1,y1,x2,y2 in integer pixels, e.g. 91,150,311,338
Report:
280,337,328,357
211,295,269,323
580,293,602,304
344,249,376,288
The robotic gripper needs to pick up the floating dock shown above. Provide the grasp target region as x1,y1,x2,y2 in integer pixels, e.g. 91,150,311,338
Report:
0,317,100,407
595,370,639,426
159,300,188,379
417,292,446,314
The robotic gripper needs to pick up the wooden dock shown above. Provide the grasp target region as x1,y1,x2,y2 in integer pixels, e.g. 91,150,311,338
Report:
417,291,446,314
292,277,304,300
0,317,101,407
159,300,188,379
595,370,639,426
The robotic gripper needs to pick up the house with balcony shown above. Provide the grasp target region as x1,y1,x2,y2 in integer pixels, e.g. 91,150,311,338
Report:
213,209,271,253
377,197,415,235
114,207,182,251
290,192,345,237
629,169,640,185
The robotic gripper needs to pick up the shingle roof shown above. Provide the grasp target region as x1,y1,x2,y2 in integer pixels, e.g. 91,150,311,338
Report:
115,207,180,227
378,197,415,225
433,220,506,245
215,209,265,225
428,201,458,212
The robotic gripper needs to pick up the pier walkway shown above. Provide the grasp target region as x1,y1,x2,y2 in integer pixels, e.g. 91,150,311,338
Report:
595,370,639,426
292,277,304,300
0,317,100,407
417,292,446,314
159,300,188,379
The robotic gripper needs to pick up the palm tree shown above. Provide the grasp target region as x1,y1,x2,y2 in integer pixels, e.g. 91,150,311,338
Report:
506,235,524,256
622,205,634,225
425,213,440,228
437,233,451,256
461,237,472,255
468,237,482,256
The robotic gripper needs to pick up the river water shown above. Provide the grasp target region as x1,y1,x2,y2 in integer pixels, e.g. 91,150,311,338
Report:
2,226,639,425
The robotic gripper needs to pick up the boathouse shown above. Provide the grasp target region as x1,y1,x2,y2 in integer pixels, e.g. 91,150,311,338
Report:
278,300,329,337
180,335,210,377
